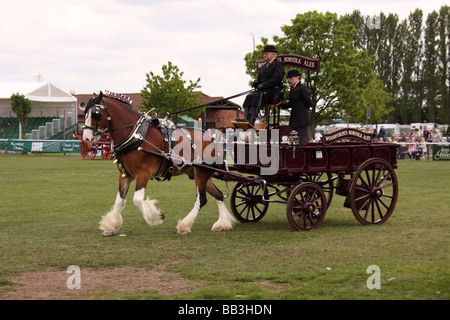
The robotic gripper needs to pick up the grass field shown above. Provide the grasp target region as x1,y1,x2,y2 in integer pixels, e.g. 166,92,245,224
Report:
0,153,449,300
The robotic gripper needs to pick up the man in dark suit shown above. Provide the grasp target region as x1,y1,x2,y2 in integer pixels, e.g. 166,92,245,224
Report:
281,68,313,146
237,45,285,125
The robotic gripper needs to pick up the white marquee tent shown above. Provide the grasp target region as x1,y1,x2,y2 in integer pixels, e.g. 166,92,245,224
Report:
0,82,76,120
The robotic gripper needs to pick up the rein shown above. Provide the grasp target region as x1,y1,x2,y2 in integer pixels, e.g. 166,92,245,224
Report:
168,89,255,115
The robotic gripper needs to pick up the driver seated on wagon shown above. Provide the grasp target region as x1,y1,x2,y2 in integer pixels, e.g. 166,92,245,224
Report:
236,45,285,125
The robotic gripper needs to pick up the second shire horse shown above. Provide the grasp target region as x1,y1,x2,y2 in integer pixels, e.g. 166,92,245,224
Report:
82,91,236,236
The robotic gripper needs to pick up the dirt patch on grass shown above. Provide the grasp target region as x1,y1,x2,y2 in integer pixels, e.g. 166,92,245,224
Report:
0,266,201,300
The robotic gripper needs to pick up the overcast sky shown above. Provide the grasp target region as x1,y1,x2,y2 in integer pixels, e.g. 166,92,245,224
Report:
0,0,446,105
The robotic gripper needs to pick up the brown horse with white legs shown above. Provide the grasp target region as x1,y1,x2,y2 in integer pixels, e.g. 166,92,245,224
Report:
82,91,236,236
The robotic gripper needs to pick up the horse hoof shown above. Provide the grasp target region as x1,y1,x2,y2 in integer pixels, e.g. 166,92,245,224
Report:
101,231,115,237
176,220,191,234
177,228,191,235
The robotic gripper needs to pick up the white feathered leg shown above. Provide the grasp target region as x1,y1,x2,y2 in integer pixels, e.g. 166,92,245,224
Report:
211,199,236,231
133,188,164,226
99,192,125,236
176,187,201,234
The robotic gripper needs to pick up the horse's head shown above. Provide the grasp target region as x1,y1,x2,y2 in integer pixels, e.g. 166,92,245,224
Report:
82,91,110,143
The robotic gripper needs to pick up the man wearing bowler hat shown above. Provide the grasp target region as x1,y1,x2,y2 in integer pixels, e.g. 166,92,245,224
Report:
280,68,312,146
237,44,285,125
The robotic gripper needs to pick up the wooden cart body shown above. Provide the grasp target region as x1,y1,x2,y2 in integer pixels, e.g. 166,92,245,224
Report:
214,127,399,231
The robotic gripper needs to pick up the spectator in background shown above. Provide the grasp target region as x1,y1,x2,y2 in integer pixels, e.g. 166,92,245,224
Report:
412,128,420,140
423,125,432,158
398,131,407,160
432,128,442,143
372,128,378,142
416,137,427,160
314,130,322,142
423,126,432,142
378,126,387,142
408,136,417,159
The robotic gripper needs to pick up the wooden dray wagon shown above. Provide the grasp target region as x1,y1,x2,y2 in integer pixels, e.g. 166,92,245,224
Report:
214,128,398,231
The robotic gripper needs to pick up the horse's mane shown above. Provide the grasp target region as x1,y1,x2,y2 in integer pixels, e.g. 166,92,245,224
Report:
85,91,139,117
103,91,141,114
104,91,134,107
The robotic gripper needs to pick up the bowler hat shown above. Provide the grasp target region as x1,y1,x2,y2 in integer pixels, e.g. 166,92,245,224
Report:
262,45,277,53
287,69,301,78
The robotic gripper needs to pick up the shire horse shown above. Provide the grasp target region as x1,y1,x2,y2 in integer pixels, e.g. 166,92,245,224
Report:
82,91,236,236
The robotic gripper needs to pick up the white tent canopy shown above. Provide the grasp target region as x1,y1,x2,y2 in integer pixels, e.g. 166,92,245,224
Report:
0,82,76,118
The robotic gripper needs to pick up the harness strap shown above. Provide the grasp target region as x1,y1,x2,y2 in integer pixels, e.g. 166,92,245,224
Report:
113,114,150,156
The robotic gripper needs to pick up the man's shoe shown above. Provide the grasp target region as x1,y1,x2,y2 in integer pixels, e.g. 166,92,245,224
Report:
236,118,250,122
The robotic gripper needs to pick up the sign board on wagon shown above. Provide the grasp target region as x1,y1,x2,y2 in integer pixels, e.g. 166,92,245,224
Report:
256,54,321,72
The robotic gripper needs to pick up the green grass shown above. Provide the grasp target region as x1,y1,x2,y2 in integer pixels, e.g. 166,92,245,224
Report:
0,153,449,300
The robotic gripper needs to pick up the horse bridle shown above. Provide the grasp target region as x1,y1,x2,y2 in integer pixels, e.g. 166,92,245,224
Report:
82,97,140,137
82,98,115,136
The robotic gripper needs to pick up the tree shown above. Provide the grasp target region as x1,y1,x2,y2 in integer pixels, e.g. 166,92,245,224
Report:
10,93,33,139
348,11,406,124
423,10,440,122
359,77,393,124
244,11,390,132
342,7,449,125
140,61,203,119
437,5,450,124
405,9,424,123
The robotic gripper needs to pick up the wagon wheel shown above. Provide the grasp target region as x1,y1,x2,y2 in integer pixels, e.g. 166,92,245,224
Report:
101,145,114,160
80,141,97,160
350,158,398,225
303,172,334,207
230,181,269,222
286,182,327,231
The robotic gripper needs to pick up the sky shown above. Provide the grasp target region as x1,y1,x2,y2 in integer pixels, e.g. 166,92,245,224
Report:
0,0,446,106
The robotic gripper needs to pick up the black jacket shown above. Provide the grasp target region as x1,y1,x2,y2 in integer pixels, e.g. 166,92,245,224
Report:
253,58,285,90
281,82,312,128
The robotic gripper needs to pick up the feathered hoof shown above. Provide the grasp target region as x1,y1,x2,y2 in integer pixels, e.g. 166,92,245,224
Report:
211,222,233,232
176,220,191,234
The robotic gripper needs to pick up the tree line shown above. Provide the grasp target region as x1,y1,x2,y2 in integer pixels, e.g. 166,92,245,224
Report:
348,6,449,125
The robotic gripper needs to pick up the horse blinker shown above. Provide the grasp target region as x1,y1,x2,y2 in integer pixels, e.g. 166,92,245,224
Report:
91,105,103,121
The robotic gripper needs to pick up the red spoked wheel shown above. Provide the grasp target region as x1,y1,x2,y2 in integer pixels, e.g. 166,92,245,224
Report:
303,172,334,208
350,158,398,225
286,182,327,231
80,141,97,160
101,145,114,160
230,181,270,223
